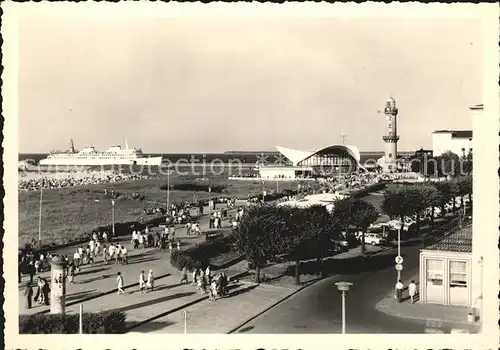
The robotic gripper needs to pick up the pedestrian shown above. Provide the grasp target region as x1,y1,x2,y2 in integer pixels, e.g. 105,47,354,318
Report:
147,269,155,292
28,261,35,284
115,245,121,264
34,260,41,275
117,272,125,295
408,280,417,304
24,282,33,309
220,272,228,296
180,266,189,284
208,281,215,301
102,245,108,265
139,270,146,293
41,278,50,305
73,250,81,270
120,245,128,264
211,280,218,300
205,266,211,283
87,247,94,265
199,271,207,294
192,269,198,286
69,261,76,284
395,279,404,303
170,226,176,241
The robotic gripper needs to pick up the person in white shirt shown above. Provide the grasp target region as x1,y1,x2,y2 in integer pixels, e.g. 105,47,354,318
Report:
146,270,154,292
108,244,115,258
73,251,81,270
139,270,146,293
408,280,417,304
117,272,125,295
120,245,128,264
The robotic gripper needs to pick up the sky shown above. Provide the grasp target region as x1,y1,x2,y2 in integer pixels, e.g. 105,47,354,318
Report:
18,16,483,153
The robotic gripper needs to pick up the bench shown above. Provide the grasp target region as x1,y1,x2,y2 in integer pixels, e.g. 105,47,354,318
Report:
205,231,224,240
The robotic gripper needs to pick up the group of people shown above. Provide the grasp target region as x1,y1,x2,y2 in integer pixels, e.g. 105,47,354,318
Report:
19,249,54,284
131,225,178,250
23,276,51,309
18,170,153,191
188,266,229,302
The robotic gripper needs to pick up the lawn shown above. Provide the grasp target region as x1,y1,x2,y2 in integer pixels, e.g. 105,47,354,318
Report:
19,171,299,247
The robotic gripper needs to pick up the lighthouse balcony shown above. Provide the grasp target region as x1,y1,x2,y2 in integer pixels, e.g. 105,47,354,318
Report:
382,136,400,142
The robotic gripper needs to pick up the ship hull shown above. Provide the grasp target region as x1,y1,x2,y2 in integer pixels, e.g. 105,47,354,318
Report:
38,156,163,167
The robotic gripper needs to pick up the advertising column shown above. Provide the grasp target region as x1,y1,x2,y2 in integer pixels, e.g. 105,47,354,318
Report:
50,255,67,314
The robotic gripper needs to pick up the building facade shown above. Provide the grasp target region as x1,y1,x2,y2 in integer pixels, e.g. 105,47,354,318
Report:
419,226,473,307
258,145,363,180
432,130,473,158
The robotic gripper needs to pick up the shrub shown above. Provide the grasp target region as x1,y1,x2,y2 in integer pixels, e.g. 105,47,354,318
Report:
170,234,236,271
19,311,127,334
170,250,200,271
160,183,226,193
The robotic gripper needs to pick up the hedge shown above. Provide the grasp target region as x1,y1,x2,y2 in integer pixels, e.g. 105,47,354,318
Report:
19,311,127,334
160,183,226,193
170,234,236,271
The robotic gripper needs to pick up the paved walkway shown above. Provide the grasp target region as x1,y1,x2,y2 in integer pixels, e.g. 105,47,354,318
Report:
19,201,242,315
130,282,293,334
375,272,480,333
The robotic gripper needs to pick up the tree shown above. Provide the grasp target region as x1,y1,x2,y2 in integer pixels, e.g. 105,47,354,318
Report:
301,205,341,278
233,204,284,283
434,181,459,217
382,186,418,235
457,175,472,206
416,184,442,229
435,151,461,177
333,198,378,254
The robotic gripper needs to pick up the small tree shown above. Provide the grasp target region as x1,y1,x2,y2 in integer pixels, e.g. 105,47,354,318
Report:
382,186,418,235
416,184,442,229
434,181,458,217
436,151,461,177
233,204,284,283
348,199,378,254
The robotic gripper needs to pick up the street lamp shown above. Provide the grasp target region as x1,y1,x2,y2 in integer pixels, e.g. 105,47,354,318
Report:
111,200,115,238
335,281,353,334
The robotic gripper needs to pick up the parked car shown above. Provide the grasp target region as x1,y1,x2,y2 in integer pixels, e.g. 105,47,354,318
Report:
364,233,386,246
337,236,359,250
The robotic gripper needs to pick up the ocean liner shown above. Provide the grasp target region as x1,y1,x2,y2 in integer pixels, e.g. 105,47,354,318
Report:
39,139,162,166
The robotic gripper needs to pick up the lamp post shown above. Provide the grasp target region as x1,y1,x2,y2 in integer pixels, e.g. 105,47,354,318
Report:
38,180,43,245
397,227,401,281
166,168,171,211
335,281,353,334
111,200,115,238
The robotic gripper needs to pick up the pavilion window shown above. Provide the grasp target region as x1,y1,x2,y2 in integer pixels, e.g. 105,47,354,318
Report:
426,259,444,286
449,260,467,288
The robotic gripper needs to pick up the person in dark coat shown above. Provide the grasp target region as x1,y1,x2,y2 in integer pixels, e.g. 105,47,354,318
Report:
41,278,50,305
34,276,42,303
24,282,33,309
28,261,35,284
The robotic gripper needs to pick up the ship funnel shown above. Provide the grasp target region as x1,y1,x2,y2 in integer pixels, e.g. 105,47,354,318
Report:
124,138,129,150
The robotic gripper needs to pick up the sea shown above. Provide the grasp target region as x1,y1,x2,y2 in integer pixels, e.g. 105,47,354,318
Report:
19,151,386,165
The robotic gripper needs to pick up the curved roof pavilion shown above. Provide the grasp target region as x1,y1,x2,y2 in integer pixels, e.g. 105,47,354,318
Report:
276,144,362,168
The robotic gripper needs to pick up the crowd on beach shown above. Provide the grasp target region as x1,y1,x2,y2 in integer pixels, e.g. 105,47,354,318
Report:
18,170,153,191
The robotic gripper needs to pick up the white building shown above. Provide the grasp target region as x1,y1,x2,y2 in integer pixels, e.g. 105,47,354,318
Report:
432,130,473,158
258,144,364,180
419,226,473,307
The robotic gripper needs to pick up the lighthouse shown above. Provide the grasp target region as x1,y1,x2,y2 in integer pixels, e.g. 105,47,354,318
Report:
381,96,399,172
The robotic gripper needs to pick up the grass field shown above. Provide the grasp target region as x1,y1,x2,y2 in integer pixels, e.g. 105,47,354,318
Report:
19,172,299,247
